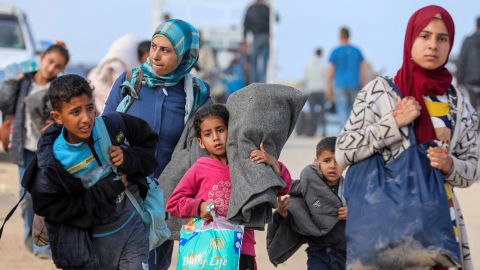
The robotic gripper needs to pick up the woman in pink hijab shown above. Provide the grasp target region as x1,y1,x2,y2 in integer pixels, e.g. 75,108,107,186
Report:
336,5,478,269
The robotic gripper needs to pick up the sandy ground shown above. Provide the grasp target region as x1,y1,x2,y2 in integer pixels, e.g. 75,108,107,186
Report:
0,135,478,269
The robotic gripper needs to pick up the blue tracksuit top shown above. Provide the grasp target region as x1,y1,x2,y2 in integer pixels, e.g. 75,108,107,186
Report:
104,72,187,178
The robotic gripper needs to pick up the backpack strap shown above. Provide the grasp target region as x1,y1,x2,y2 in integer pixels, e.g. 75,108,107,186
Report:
0,191,26,239
117,69,144,113
96,113,147,221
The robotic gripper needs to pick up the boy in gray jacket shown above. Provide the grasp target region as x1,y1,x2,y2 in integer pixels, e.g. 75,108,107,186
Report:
267,137,347,270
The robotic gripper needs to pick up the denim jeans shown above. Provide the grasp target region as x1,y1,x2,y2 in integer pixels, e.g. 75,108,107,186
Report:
93,214,149,270
17,149,35,251
307,248,346,270
334,88,358,132
148,239,174,270
250,33,269,83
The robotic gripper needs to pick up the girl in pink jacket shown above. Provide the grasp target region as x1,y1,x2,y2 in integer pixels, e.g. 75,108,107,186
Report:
166,104,292,270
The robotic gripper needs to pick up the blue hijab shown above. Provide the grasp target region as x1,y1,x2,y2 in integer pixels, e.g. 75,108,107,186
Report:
135,19,200,88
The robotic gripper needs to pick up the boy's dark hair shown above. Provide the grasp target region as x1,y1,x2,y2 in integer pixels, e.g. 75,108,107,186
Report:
44,43,70,65
315,48,322,57
49,74,93,111
137,40,151,60
316,136,337,157
193,104,229,138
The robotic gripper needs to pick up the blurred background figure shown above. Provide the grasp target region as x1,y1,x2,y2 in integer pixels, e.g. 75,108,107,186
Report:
326,26,366,130
0,42,69,260
243,0,271,83
194,31,217,86
457,16,480,112
298,47,328,137
87,33,143,113
137,40,151,64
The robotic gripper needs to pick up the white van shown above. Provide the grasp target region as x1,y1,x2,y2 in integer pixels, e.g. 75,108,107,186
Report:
0,4,37,70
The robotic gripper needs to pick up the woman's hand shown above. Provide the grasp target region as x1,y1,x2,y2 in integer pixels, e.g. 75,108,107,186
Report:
250,143,281,174
199,202,213,219
277,196,289,218
338,207,348,220
427,146,453,175
108,146,124,167
393,96,421,128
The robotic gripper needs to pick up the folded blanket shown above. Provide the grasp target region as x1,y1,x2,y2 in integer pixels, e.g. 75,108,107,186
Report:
226,83,307,228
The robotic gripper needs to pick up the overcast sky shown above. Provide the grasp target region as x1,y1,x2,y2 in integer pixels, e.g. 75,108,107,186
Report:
5,0,479,81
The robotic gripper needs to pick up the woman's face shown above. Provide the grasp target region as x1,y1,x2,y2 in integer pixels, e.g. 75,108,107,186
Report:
411,18,450,70
38,51,67,81
149,35,178,76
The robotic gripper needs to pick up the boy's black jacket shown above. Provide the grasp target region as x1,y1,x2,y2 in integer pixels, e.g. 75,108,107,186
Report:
22,112,159,227
21,112,158,268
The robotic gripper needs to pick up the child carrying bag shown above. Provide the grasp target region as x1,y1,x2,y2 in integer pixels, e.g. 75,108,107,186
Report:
95,114,170,251
177,205,244,270
343,79,461,269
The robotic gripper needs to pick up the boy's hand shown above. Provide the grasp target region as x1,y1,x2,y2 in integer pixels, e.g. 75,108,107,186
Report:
277,196,289,218
427,146,453,175
250,143,281,174
338,207,347,220
199,202,213,219
108,146,124,167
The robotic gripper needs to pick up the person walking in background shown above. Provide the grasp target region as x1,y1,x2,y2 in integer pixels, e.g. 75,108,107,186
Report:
0,42,69,259
103,19,210,270
457,16,480,112
138,40,151,64
243,0,271,83
302,48,328,136
326,27,366,130
87,33,143,113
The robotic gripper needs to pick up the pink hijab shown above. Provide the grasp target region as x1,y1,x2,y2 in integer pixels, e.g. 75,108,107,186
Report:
394,5,455,144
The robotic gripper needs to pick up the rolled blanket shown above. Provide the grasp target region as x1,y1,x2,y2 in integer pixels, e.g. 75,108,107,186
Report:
226,83,307,228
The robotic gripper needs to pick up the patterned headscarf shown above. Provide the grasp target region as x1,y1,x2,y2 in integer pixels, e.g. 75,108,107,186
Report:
140,19,200,88
394,5,455,144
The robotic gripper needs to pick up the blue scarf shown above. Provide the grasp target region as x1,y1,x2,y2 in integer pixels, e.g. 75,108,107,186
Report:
133,19,200,88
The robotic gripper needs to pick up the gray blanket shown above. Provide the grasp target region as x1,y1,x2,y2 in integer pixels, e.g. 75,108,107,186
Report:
158,101,211,240
266,165,345,265
225,83,307,228
159,83,307,238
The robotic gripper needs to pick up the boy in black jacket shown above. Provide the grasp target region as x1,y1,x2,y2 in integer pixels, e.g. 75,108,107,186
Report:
267,137,347,270
23,74,158,269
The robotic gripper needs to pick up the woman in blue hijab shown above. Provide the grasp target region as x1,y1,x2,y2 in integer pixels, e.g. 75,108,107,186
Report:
103,19,210,270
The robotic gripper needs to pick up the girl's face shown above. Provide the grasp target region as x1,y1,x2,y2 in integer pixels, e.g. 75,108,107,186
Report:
149,35,178,76
198,115,228,162
316,150,340,185
411,18,450,70
38,51,67,81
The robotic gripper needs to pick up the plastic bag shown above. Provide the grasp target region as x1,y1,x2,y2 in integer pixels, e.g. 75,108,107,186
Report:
177,208,244,270
344,141,461,269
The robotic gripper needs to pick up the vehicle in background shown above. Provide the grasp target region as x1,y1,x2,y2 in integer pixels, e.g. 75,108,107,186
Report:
0,4,38,81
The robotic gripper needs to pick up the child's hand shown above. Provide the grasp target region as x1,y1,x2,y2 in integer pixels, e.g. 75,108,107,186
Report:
427,146,453,174
277,196,289,218
108,146,124,167
199,202,213,219
338,207,347,220
250,143,281,174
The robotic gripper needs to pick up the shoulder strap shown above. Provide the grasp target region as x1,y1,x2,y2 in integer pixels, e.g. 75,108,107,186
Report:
0,191,26,239
117,69,144,113
97,114,145,217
